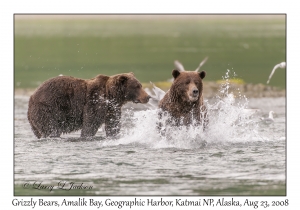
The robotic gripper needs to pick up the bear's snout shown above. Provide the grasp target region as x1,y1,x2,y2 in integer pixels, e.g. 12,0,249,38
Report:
139,94,151,103
192,89,199,96
134,90,151,104
188,85,199,102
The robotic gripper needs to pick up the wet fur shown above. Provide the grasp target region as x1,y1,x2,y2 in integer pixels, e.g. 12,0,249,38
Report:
158,70,208,132
28,73,149,139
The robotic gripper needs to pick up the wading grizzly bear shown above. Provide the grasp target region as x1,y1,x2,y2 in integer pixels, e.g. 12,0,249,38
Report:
27,73,150,139
158,69,208,133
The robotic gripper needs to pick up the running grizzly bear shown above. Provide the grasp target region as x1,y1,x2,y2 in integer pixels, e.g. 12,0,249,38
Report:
158,69,208,132
27,73,150,139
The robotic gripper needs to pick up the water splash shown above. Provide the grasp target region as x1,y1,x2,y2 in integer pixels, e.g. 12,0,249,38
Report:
204,69,259,143
99,70,276,149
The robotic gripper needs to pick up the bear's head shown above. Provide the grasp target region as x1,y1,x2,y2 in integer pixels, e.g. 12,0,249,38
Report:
106,72,150,105
170,69,206,103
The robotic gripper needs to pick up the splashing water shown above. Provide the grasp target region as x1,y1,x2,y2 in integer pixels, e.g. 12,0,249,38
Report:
100,70,266,149
14,69,285,195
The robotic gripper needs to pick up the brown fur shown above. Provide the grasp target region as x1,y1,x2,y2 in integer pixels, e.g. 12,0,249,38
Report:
158,69,208,131
27,73,150,139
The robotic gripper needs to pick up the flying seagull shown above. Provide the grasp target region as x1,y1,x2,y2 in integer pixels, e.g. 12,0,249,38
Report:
169,57,209,82
143,82,166,109
149,81,166,101
267,62,286,84
195,56,209,72
174,60,185,72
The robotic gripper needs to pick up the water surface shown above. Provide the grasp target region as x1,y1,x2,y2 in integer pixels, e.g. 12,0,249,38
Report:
14,90,286,195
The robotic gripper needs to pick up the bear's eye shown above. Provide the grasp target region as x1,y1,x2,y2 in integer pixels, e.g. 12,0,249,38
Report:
185,80,190,85
134,84,141,89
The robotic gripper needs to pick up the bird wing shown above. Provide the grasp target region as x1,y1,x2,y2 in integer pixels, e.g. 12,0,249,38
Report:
195,56,209,72
267,64,280,84
174,60,185,72
144,87,156,98
150,82,166,101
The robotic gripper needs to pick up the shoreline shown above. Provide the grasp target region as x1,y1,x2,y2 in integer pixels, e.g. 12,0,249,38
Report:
15,81,285,99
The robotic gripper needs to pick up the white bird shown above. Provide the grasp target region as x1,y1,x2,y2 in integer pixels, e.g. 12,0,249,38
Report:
266,62,286,84
144,88,154,101
260,111,275,124
174,60,185,72
195,56,209,72
150,81,166,101
169,57,209,82
143,88,158,109
143,83,167,109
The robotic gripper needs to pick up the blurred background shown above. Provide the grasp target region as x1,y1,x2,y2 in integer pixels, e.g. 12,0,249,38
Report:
14,14,286,89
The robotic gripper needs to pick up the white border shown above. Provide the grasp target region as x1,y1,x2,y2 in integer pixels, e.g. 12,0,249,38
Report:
3,0,299,209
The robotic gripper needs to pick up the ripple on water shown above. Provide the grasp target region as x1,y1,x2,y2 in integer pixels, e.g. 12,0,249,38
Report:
14,74,286,195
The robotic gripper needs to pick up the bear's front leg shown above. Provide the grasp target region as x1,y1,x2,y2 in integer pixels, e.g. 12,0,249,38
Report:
105,105,122,138
81,102,106,138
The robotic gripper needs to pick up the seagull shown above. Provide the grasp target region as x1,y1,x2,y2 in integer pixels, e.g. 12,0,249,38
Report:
150,81,166,101
169,57,209,82
174,60,185,72
260,111,274,124
266,62,286,84
143,88,157,109
195,56,209,72
143,82,166,109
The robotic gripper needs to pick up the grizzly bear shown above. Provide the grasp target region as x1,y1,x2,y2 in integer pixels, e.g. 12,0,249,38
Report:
158,69,208,133
27,73,150,139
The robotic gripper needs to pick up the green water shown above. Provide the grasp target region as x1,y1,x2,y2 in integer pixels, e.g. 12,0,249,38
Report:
14,15,286,89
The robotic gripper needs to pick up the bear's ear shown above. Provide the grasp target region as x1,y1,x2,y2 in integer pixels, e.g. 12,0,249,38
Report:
119,75,128,85
172,69,181,79
199,71,206,79
129,72,135,76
